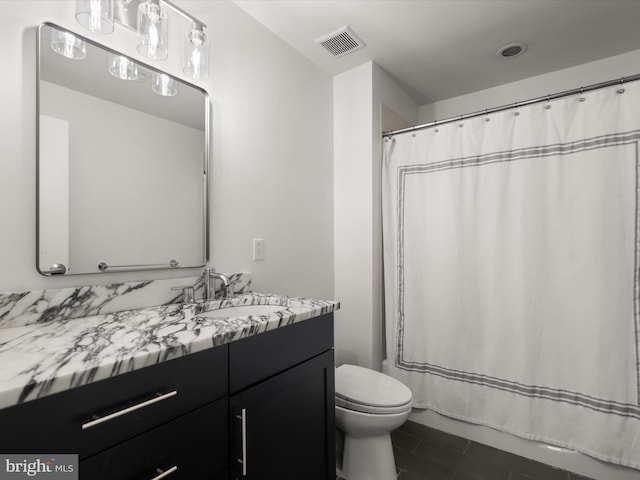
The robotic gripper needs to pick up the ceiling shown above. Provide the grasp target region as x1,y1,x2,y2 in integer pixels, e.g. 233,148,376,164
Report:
232,0,640,105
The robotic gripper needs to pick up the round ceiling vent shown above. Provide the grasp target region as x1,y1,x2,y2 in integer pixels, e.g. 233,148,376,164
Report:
497,42,528,58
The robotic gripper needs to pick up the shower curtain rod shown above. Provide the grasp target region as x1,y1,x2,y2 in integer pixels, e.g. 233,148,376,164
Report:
383,73,640,138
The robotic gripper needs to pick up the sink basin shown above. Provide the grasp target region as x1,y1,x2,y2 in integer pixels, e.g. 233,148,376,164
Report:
201,304,286,318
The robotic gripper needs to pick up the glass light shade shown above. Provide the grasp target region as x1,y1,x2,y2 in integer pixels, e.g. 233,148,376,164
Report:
76,0,114,34
137,0,168,61
108,54,147,81
152,72,177,97
183,24,209,80
50,30,86,60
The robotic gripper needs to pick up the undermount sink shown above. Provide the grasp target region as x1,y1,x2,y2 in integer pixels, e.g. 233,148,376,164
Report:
201,304,287,318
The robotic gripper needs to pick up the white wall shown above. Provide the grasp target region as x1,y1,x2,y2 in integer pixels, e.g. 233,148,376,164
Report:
418,49,640,124
201,1,334,299
409,49,640,480
0,1,333,299
334,62,375,368
333,61,418,368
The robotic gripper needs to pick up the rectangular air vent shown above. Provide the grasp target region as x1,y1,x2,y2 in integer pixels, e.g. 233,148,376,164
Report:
315,26,365,58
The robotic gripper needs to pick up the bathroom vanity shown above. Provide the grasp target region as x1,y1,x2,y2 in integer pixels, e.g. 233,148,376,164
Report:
24,19,338,479
0,293,337,480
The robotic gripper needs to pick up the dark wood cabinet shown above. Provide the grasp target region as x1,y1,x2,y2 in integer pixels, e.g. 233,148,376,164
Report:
80,399,228,480
228,314,335,480
229,313,334,393
230,350,335,480
0,313,335,480
0,346,228,459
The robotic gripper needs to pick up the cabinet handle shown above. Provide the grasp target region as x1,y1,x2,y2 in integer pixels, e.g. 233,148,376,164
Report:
82,391,178,430
236,408,247,476
149,466,177,480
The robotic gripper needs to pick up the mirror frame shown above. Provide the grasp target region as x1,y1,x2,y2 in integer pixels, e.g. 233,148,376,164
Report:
36,22,210,276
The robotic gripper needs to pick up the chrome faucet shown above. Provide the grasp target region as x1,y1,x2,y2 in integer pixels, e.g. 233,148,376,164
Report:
203,268,232,300
172,268,232,306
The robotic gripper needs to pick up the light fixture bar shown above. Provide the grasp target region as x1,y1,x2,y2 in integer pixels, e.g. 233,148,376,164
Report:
78,0,209,80
113,0,205,31
160,0,206,28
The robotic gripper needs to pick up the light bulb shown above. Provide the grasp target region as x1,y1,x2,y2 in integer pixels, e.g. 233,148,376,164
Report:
137,0,168,61
183,23,209,80
108,54,146,82
75,0,114,34
152,72,177,97
51,31,86,60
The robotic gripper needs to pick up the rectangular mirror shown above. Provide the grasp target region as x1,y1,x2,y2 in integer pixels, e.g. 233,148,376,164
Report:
37,23,209,275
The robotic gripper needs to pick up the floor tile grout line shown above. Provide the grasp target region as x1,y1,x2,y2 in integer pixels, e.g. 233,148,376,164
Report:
410,438,422,454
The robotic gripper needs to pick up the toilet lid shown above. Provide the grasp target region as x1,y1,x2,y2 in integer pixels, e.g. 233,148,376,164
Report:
335,364,412,411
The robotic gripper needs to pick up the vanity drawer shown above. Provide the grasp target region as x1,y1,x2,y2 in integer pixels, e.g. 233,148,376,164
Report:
80,398,228,480
0,345,228,459
229,313,333,393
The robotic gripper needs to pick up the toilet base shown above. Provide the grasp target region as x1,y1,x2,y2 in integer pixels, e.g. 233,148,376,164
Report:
340,431,396,480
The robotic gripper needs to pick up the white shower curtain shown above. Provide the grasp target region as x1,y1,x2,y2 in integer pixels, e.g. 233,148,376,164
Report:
383,81,640,469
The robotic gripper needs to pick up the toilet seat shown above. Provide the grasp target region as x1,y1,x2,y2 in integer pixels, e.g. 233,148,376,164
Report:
336,396,412,415
335,364,413,415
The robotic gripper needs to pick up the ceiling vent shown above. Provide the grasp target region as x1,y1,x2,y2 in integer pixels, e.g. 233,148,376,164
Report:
315,26,366,57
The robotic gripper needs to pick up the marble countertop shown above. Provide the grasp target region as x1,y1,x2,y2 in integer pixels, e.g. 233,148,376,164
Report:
0,293,338,411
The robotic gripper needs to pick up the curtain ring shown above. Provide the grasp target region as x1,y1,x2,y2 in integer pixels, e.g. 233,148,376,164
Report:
545,94,552,110
458,114,464,128
579,87,586,102
513,102,520,116
617,77,626,94
484,108,490,122
434,119,439,133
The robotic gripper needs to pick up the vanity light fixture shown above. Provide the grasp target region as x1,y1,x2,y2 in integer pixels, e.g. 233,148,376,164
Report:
152,72,177,96
76,0,114,34
108,54,147,81
74,0,209,81
50,30,87,60
184,22,209,80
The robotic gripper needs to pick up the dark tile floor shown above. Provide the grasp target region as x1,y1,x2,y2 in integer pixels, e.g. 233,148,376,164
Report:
338,420,595,480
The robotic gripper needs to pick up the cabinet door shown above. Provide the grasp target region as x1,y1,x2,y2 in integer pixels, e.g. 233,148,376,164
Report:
230,350,335,480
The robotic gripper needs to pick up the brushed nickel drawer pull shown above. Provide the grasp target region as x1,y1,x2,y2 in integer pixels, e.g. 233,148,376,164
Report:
150,465,177,480
82,390,178,430
237,408,247,476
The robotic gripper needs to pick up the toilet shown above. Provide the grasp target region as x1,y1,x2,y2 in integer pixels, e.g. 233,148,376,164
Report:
335,364,413,480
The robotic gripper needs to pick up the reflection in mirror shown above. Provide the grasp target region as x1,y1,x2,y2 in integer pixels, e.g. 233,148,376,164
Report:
37,23,209,275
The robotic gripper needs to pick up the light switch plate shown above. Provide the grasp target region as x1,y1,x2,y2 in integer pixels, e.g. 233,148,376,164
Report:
253,238,264,261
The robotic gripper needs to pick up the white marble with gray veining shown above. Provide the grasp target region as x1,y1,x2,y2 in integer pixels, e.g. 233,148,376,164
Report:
0,272,252,329
0,293,338,411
